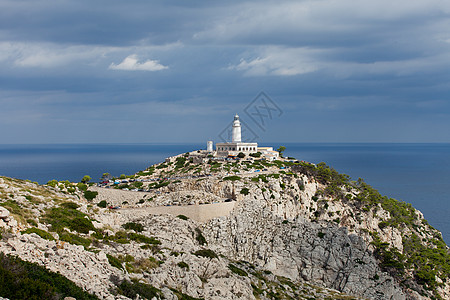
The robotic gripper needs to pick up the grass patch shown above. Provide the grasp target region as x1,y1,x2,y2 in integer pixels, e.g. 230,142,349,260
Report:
0,200,33,225
21,227,55,241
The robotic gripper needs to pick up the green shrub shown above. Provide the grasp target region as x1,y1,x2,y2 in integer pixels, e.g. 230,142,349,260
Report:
42,205,95,234
148,180,170,189
175,157,187,168
223,176,241,181
122,222,144,232
107,254,123,270
59,231,91,248
84,190,98,201
81,175,91,184
116,279,163,300
194,249,218,259
27,219,38,226
77,182,88,191
133,181,144,188
46,179,58,187
378,221,389,229
177,214,189,220
128,233,161,245
195,228,207,245
228,264,248,276
240,188,249,195
177,261,189,270
249,152,261,158
97,200,107,208
317,232,325,238
61,202,79,209
21,227,55,241
0,253,98,300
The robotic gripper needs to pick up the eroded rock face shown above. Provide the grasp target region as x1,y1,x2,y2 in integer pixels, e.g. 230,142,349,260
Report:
205,198,406,300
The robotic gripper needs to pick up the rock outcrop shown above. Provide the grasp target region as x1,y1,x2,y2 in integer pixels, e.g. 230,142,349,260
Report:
0,154,448,300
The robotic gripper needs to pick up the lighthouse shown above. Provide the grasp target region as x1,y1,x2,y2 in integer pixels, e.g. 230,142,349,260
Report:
232,114,242,143
215,114,258,156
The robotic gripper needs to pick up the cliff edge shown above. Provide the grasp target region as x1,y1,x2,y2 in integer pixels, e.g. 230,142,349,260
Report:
0,152,449,299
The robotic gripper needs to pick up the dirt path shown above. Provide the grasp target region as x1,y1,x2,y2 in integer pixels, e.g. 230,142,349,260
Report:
119,201,236,222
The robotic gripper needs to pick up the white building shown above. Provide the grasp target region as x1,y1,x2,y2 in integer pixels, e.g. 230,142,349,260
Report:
216,114,258,157
257,147,279,161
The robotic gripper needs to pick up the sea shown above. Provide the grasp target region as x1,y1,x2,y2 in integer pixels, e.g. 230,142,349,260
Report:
0,143,449,245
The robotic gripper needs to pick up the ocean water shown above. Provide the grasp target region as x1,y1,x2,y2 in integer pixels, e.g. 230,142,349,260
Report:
0,143,448,244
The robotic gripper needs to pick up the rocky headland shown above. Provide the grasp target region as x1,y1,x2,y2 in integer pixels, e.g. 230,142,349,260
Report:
0,151,449,300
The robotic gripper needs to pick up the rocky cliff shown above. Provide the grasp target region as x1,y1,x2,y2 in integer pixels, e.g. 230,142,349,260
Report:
0,153,449,300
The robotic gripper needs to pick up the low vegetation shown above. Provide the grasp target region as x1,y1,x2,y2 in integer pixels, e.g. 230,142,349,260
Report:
21,227,55,241
122,222,144,232
41,202,96,234
99,230,161,246
240,188,249,195
295,161,450,298
228,263,248,276
223,175,240,181
83,190,98,201
177,261,189,270
193,249,218,259
115,278,163,299
97,200,107,208
0,253,98,300
195,228,207,245
177,214,189,220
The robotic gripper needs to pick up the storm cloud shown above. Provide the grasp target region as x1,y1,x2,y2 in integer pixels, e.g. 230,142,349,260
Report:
1,0,450,143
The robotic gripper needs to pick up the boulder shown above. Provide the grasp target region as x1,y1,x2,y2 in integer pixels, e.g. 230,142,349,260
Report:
0,207,10,219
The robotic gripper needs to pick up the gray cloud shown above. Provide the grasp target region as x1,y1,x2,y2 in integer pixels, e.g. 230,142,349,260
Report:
0,0,450,143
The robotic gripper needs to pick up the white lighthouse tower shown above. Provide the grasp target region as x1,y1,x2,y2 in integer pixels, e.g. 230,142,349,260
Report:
232,114,242,143
215,114,258,157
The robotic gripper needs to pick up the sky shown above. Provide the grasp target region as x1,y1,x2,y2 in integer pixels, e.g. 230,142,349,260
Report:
1,0,450,144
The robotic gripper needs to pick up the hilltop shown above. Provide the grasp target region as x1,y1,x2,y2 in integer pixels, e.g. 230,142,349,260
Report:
0,150,449,300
